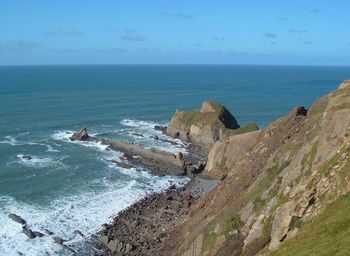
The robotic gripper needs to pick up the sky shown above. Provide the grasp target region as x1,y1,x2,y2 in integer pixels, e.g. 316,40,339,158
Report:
0,0,349,66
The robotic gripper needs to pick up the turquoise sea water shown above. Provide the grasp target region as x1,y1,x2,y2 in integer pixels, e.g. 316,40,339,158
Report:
0,65,349,255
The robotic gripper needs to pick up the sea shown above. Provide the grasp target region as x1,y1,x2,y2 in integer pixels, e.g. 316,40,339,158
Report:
0,65,349,255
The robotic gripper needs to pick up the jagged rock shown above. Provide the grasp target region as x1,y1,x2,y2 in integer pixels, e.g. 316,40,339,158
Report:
44,229,54,235
21,155,32,160
290,106,307,119
8,213,26,225
243,214,266,249
33,231,45,237
22,226,36,239
166,100,240,150
53,236,65,245
269,201,296,250
70,128,89,141
154,125,167,133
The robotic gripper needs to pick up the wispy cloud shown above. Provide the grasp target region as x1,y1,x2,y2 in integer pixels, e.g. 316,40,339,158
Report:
212,36,225,41
121,30,147,41
303,40,313,45
262,32,276,38
45,27,83,36
289,28,308,33
0,40,42,53
158,11,194,19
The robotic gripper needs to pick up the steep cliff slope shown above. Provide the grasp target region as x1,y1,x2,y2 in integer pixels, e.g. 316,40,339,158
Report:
163,80,350,256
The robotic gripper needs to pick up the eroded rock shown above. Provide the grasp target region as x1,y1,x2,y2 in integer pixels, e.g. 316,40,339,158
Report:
8,213,26,225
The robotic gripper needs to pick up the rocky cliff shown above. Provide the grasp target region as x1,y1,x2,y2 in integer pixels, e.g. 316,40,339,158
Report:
161,80,350,256
166,100,258,152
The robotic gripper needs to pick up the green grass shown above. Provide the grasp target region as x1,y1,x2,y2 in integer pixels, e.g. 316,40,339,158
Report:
228,123,259,136
270,193,350,256
202,211,242,253
202,226,218,253
181,111,201,130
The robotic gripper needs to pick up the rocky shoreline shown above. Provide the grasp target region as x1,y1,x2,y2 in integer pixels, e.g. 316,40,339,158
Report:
88,100,241,255
7,100,252,255
94,177,218,256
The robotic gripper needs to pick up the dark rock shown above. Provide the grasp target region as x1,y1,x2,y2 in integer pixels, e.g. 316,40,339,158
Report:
154,125,167,133
220,174,227,181
21,155,32,160
22,226,36,239
53,236,65,245
73,229,85,238
131,132,144,137
291,106,308,119
70,128,89,141
33,231,45,237
8,213,26,225
44,229,54,235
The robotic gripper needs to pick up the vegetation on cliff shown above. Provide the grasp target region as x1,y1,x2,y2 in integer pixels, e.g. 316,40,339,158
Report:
161,80,350,256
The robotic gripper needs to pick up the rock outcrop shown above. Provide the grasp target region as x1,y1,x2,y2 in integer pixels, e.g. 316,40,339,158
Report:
70,128,91,141
157,80,350,256
166,100,252,151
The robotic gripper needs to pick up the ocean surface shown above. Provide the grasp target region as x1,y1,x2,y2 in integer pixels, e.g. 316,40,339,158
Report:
0,65,349,255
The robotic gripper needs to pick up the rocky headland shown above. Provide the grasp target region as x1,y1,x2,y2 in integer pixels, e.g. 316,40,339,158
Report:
9,81,350,256
94,81,350,256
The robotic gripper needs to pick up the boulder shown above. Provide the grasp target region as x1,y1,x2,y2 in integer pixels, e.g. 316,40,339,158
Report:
290,106,307,119
21,155,32,161
22,226,36,239
166,100,240,150
53,236,65,245
70,128,89,141
8,213,26,225
154,125,167,133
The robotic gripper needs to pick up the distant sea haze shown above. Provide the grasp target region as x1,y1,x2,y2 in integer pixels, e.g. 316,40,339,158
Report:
0,65,348,254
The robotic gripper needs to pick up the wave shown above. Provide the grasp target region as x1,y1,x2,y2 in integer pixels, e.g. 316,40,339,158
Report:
120,119,187,154
0,135,60,153
16,154,65,169
0,136,19,146
0,173,188,255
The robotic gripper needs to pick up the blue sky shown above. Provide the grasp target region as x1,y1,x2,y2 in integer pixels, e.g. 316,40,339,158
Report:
0,0,349,65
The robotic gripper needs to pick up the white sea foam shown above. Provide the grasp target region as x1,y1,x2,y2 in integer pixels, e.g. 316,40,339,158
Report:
46,144,60,152
16,154,65,169
0,171,188,255
120,119,188,154
0,135,60,154
0,136,19,146
120,119,162,128
52,130,110,152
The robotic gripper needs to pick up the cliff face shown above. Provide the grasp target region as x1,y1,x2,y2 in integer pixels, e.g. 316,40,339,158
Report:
163,80,350,256
166,100,258,152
